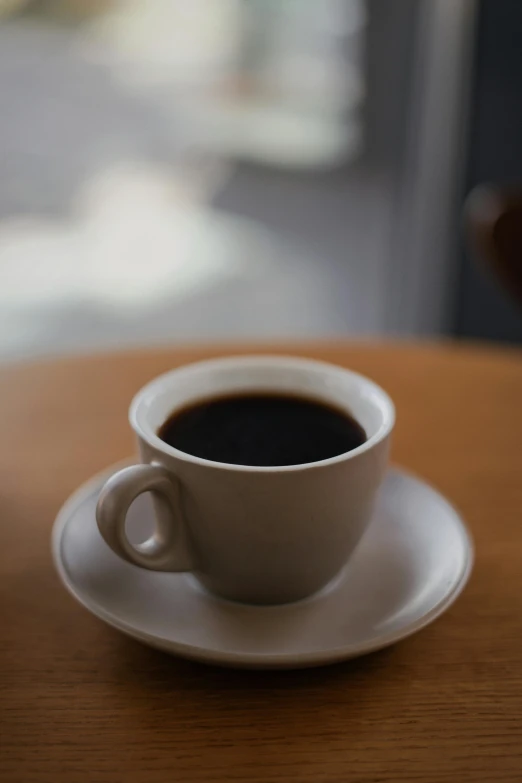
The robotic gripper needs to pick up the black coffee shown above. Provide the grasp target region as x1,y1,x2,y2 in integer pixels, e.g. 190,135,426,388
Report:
158,393,366,467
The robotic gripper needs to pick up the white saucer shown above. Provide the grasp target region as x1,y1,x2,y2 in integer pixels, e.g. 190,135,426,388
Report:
52,464,473,669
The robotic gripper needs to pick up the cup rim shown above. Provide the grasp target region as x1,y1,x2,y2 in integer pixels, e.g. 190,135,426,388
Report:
129,355,395,473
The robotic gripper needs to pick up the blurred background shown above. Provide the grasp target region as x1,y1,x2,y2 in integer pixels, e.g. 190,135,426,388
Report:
0,0,521,361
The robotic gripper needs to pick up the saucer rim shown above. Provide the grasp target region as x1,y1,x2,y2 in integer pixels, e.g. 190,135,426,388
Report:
52,461,474,669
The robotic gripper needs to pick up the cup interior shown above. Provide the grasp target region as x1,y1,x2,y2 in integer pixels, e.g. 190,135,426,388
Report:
131,356,394,469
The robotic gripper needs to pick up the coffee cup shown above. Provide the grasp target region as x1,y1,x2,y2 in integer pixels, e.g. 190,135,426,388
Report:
96,356,394,604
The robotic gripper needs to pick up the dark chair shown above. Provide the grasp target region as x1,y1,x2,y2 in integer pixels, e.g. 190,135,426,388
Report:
465,185,522,306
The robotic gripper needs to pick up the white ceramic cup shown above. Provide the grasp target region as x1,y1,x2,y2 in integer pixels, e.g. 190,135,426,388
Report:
96,356,395,605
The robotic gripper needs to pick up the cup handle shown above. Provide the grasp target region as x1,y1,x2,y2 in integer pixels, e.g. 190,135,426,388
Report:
96,463,193,571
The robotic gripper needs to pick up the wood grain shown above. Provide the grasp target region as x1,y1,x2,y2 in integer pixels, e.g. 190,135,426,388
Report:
1,341,522,782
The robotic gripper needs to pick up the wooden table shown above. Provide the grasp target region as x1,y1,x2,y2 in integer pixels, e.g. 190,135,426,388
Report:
2,342,522,782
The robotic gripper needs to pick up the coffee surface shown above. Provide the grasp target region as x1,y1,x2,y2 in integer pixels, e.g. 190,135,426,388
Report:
158,392,367,466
